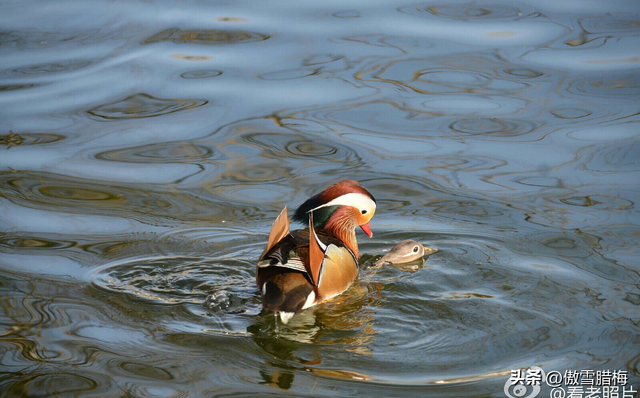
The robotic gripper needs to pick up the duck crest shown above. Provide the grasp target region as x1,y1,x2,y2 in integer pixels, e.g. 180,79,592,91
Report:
292,180,376,225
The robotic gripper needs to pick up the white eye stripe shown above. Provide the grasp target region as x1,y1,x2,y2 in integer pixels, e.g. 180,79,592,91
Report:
308,193,376,214
402,246,421,257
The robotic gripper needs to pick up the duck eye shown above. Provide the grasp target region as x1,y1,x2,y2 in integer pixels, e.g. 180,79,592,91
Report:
413,246,419,253
361,210,367,215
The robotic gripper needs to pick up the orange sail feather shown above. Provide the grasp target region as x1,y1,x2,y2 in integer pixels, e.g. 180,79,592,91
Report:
259,206,290,260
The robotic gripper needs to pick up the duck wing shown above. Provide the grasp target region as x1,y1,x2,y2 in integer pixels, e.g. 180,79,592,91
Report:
257,207,309,274
259,206,290,260
257,229,354,279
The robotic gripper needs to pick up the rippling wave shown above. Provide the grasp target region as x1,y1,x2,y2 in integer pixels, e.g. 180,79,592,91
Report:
0,131,66,148
398,3,537,20
87,93,208,120
142,28,270,45
95,141,224,164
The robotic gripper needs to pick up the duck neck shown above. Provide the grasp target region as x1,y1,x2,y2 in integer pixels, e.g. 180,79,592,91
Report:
322,207,359,259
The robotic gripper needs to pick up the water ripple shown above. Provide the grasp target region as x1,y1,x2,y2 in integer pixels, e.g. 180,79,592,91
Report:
0,170,261,225
566,73,640,100
398,3,533,21
240,131,360,164
87,93,207,120
0,131,66,148
142,28,270,45
1,60,92,78
447,117,538,137
91,256,257,306
180,69,223,79
95,141,224,164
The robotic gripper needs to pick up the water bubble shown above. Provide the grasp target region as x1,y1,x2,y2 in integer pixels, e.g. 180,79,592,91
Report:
205,290,231,312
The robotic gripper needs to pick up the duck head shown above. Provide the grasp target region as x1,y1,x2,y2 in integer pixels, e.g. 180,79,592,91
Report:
293,180,376,257
372,239,437,268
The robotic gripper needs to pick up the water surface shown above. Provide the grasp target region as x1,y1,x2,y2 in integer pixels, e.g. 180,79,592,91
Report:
1,0,639,396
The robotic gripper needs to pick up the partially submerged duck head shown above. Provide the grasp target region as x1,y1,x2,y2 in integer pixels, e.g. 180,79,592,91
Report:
373,239,436,268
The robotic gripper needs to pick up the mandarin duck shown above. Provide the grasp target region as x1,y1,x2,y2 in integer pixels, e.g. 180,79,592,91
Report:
256,180,376,323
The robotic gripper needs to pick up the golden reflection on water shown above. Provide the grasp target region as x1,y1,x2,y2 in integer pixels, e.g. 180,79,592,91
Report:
142,28,270,45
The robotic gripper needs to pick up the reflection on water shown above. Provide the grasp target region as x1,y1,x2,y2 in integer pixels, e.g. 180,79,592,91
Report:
87,93,208,120
0,131,66,148
180,69,223,79
142,28,270,45
1,0,639,396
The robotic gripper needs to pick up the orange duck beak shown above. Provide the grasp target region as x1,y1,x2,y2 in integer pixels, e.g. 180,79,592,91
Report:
360,222,373,238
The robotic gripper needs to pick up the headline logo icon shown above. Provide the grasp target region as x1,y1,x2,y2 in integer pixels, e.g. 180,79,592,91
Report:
503,366,544,398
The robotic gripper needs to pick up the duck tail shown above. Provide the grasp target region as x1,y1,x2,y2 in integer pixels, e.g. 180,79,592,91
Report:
261,275,314,319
